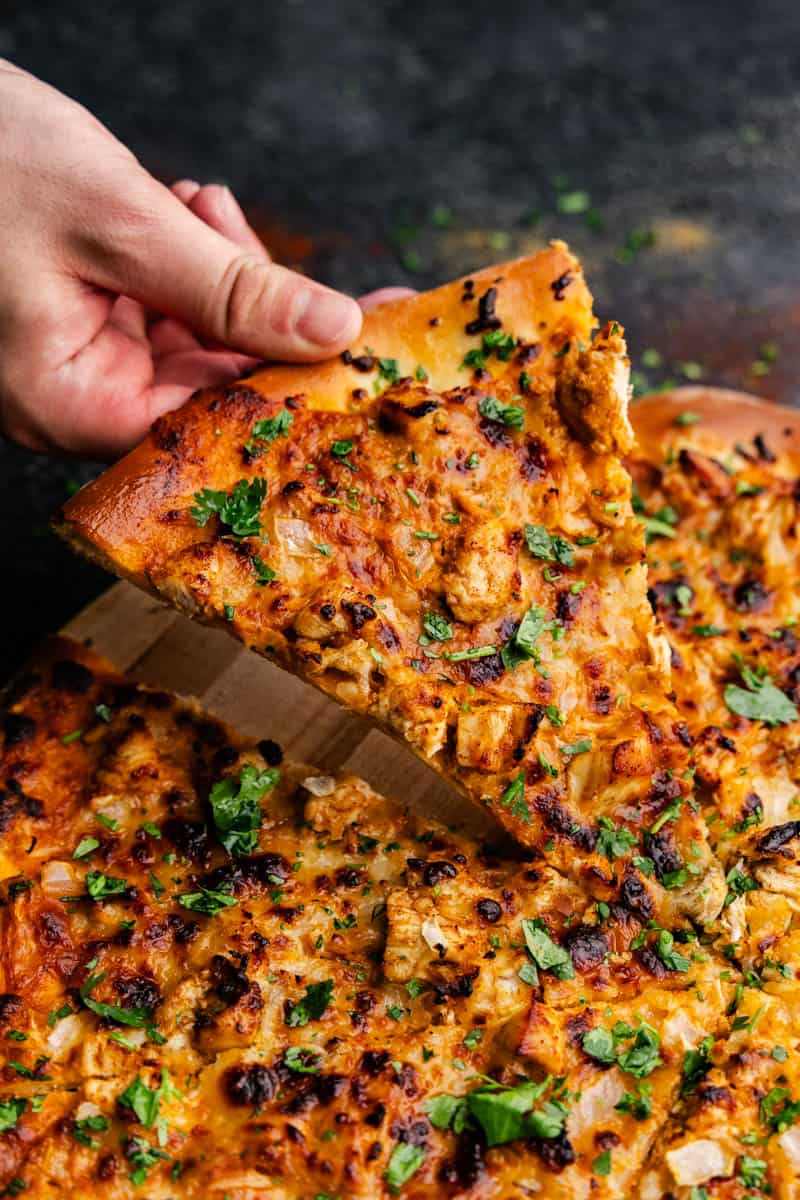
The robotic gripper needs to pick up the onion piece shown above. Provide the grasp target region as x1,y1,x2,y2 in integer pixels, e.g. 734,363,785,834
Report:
421,916,447,953
666,1139,734,1186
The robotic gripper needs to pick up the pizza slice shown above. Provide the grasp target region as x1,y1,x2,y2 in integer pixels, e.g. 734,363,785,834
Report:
629,387,800,885
1,639,737,1199
57,246,724,924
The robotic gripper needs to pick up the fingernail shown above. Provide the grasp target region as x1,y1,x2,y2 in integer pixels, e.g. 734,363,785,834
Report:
296,290,360,347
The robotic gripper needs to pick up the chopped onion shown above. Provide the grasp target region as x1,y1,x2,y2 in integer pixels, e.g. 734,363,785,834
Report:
569,1071,625,1138
303,776,336,797
666,1139,734,1186
47,1013,84,1057
275,518,317,557
421,916,447,952
75,1101,102,1122
779,1125,800,1166
41,860,78,899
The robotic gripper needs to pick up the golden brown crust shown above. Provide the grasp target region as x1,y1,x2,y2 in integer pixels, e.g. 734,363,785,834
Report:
58,245,600,585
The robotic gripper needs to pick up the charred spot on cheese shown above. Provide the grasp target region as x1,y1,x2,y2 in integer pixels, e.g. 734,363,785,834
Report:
755,821,800,858
209,954,253,1008
563,925,609,972
162,818,210,865
224,1063,280,1107
733,577,771,613
199,851,291,896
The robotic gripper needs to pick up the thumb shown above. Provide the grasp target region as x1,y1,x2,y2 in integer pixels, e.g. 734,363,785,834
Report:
78,173,362,361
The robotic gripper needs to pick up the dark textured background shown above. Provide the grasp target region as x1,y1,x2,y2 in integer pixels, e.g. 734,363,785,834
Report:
3,0,800,676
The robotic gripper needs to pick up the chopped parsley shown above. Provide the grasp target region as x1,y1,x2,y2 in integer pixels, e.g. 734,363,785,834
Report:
478,395,525,430
0,1098,26,1133
385,1143,426,1192
681,1035,714,1096
252,555,276,585
521,918,574,982
524,524,575,567
614,1082,653,1120
244,408,293,456
72,836,99,861
424,1075,568,1149
724,661,799,726
285,979,334,1028
191,477,267,538
209,764,279,857
596,816,638,862
177,885,238,916
423,613,453,642
85,870,128,901
80,971,154,1030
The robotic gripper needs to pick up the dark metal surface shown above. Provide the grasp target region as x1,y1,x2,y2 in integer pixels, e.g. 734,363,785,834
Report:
3,0,800,674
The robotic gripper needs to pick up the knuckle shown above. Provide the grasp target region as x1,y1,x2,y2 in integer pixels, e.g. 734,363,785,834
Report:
216,254,288,343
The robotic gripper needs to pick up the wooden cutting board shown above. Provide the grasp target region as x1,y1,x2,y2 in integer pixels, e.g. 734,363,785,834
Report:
61,581,493,835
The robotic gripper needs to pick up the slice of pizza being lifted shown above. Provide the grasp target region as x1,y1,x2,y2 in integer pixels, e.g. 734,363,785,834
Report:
57,245,724,924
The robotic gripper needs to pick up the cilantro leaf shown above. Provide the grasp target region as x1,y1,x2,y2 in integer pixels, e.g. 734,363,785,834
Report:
177,886,238,916
478,395,525,430
616,1023,663,1078
654,929,691,973
385,1143,425,1192
0,1097,26,1133
244,409,293,456
614,1082,652,1120
724,662,799,726
681,1035,714,1096
285,979,334,1028
521,918,574,981
759,1086,800,1133
724,866,758,906
423,613,453,642
85,870,129,901
252,556,276,585
501,605,555,672
524,524,575,567
80,971,154,1029
596,816,638,862
284,1047,323,1074
190,477,267,538
209,764,279,857
423,1094,469,1133
499,771,530,824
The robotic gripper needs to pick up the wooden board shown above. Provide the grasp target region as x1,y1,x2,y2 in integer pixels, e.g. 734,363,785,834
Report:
62,580,494,836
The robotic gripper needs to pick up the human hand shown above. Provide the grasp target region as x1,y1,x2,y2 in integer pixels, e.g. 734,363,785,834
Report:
0,61,369,458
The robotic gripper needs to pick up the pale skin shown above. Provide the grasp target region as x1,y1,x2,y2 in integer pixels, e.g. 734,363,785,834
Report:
0,61,412,459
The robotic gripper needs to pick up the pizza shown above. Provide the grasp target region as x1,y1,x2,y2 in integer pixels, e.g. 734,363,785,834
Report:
629,387,800,1197
0,638,738,1198
56,247,724,928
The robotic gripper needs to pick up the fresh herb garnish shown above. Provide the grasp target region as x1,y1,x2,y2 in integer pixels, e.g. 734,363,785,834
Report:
177,886,238,916
478,395,525,430
285,979,334,1028
423,613,453,642
209,764,279,857
521,917,574,982
191,478,267,538
244,409,293,457
524,524,575,567
385,1143,426,1192
724,661,799,726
